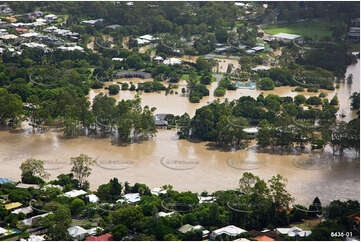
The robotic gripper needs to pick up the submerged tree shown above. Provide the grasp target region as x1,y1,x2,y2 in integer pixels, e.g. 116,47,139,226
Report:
70,154,95,189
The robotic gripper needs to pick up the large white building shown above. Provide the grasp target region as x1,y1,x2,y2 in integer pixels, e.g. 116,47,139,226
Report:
272,33,302,43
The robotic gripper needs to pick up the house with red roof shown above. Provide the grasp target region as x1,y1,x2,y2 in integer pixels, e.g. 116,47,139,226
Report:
85,233,113,241
253,235,275,241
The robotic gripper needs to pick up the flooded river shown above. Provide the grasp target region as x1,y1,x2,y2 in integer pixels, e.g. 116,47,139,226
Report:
0,61,359,205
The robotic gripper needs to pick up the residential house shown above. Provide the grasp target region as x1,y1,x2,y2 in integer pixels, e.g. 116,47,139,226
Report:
112,57,124,62
68,226,98,240
87,194,99,203
11,206,33,215
85,233,113,241
117,193,141,204
44,14,57,21
153,114,168,127
251,65,270,71
276,227,312,238
198,196,216,204
20,235,45,241
20,212,52,226
106,24,121,30
5,202,22,210
178,224,204,234
81,19,104,25
210,225,247,240
61,189,87,198
151,187,167,196
163,57,182,65
158,211,174,217
115,71,151,79
0,5,13,15
0,178,15,184
348,27,360,40
58,45,84,52
16,183,40,189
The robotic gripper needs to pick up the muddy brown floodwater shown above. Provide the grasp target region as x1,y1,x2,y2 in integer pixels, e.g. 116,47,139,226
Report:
0,61,359,205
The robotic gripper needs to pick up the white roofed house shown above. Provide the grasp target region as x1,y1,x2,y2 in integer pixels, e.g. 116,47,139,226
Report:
153,56,164,63
276,227,312,238
178,224,205,234
61,189,87,198
157,211,174,217
112,57,124,62
58,45,84,52
67,226,101,240
251,65,271,72
210,225,247,240
243,127,259,138
163,57,182,65
20,212,52,226
116,193,141,204
0,34,18,40
81,18,104,25
86,194,99,203
198,196,216,203
136,34,159,45
22,42,47,50
151,187,167,196
251,46,264,52
44,14,57,21
11,206,33,215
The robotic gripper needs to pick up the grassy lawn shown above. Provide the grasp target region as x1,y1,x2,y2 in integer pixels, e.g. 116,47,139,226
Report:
262,20,333,40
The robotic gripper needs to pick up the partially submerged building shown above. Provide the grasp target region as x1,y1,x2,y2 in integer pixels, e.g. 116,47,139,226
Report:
115,71,151,79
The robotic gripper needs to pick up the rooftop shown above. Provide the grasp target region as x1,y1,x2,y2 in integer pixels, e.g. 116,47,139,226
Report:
11,206,33,215
62,189,87,198
273,33,301,40
178,224,204,234
211,225,247,238
5,202,22,210
0,178,15,184
86,233,113,241
254,235,275,241
87,194,99,203
163,57,182,65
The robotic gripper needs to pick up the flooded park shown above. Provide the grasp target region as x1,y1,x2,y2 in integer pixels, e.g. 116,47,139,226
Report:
0,60,359,205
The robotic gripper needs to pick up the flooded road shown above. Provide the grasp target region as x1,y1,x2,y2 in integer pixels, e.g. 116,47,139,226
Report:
0,61,359,205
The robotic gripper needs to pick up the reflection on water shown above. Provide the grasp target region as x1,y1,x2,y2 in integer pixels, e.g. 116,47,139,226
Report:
0,61,359,205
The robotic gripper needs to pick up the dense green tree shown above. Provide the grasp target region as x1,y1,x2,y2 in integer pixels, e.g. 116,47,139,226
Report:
70,198,86,215
41,205,72,240
0,88,23,126
112,224,128,240
108,84,120,95
257,77,275,90
112,206,145,232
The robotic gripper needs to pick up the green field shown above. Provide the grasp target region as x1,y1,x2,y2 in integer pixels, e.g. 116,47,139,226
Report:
262,20,334,40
